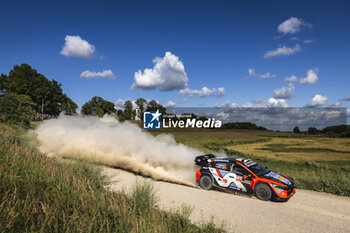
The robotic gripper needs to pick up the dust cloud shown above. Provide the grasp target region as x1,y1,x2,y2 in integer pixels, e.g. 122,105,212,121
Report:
35,114,202,186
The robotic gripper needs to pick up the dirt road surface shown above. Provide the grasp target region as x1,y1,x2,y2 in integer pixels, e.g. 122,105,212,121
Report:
102,167,350,233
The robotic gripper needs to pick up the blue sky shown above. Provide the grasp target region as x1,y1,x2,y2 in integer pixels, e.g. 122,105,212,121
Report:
1,0,349,111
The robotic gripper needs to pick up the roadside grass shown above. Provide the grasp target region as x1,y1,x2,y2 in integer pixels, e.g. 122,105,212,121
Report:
0,124,225,233
30,120,43,129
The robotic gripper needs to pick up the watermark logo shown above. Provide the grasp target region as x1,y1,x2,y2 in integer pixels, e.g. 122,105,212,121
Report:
143,110,222,129
143,110,161,129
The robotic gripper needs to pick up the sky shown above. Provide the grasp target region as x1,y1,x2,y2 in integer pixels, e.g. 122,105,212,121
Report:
0,0,350,113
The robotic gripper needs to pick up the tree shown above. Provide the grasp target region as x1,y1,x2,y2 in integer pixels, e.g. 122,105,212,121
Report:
308,127,320,134
81,96,116,117
117,109,125,121
123,100,133,120
293,126,300,134
146,100,166,114
0,93,35,128
0,74,6,93
60,94,78,114
198,116,208,122
135,98,147,112
0,64,76,115
221,122,267,130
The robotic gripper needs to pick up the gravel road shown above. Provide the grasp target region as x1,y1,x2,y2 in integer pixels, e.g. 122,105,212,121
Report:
102,167,350,233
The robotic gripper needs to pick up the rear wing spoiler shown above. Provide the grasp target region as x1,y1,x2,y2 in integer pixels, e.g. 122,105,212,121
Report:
194,154,215,166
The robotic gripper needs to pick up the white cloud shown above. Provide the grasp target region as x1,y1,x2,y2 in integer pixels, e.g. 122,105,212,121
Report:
214,100,238,108
329,101,343,107
258,72,276,79
290,37,299,41
328,96,350,107
343,96,350,102
306,94,328,107
283,68,319,84
299,68,319,84
60,35,95,59
217,87,225,97
264,44,301,58
164,100,176,108
80,70,115,79
303,39,314,44
131,52,188,91
179,87,215,98
179,87,225,98
267,98,289,107
243,98,289,108
277,17,311,34
284,75,298,82
115,99,125,109
115,98,137,109
248,68,255,76
242,99,267,108
246,68,276,80
273,83,295,99
216,112,230,120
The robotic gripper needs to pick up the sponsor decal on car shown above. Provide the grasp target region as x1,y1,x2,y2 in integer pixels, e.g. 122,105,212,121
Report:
265,172,292,185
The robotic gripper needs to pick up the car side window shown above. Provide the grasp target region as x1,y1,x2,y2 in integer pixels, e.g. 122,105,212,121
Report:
230,164,235,172
215,162,229,171
232,165,247,175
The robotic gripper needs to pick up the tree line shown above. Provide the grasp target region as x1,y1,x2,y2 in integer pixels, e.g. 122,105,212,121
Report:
293,125,350,137
81,96,166,121
0,64,77,127
0,63,167,126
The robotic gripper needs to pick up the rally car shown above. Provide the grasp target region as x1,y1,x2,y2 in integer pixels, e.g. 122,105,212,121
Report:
194,154,295,201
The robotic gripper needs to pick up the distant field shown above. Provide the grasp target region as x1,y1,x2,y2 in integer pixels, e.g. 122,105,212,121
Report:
149,128,350,162
228,136,350,162
149,128,350,196
148,128,277,151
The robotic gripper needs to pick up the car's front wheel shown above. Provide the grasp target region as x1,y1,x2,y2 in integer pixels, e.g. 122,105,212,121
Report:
254,183,272,201
199,175,212,190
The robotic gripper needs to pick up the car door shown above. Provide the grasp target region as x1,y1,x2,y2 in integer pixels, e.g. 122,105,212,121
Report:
208,161,231,187
228,163,249,192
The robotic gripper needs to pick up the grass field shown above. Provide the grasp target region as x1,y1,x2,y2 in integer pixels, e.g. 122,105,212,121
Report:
149,128,350,196
0,124,224,232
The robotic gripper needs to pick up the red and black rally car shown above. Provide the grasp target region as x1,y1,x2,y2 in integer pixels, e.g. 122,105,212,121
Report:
195,154,295,201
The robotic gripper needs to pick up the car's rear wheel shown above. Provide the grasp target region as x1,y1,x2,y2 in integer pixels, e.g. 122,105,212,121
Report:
199,175,212,190
255,183,272,201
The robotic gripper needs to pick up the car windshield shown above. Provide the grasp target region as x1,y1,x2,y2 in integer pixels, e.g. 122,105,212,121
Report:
248,163,269,176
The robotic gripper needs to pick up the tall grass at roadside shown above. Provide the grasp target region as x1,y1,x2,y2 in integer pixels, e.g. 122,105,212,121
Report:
0,124,225,233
